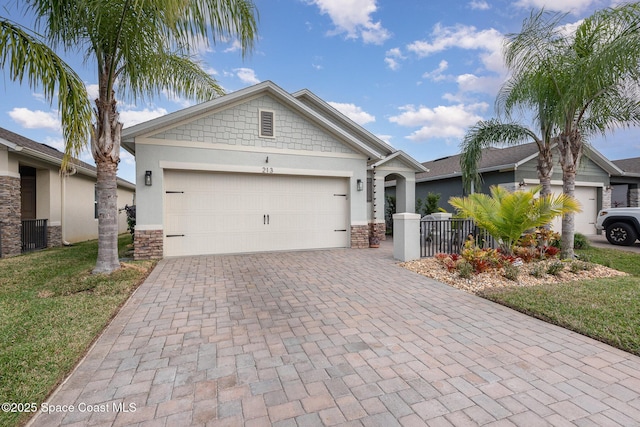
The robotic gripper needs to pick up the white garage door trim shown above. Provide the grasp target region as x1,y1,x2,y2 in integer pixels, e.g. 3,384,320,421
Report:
164,170,350,257
159,160,354,178
549,185,598,235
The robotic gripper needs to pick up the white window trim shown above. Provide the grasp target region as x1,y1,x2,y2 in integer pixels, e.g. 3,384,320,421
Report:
259,109,276,138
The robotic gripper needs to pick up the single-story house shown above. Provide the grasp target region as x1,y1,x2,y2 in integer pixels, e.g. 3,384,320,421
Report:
0,127,135,257
387,142,638,236
610,157,640,207
121,80,426,259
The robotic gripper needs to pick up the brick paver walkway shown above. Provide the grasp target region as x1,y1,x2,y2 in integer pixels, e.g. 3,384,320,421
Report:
29,241,640,426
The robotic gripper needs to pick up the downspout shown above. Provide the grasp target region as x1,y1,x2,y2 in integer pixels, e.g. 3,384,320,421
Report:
61,167,77,245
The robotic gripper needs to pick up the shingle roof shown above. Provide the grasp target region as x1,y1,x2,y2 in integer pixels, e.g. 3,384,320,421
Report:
612,157,640,174
0,126,135,187
416,142,540,181
0,126,96,172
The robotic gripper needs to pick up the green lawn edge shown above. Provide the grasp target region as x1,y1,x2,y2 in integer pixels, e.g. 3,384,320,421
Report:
0,235,156,427
480,246,640,357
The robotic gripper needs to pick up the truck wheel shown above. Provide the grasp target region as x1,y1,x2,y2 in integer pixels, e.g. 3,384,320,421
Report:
605,222,637,246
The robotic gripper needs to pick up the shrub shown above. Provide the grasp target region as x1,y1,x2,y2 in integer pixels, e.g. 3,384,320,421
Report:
457,260,474,279
513,246,539,262
574,233,591,250
542,245,560,258
435,253,461,272
530,264,546,278
123,204,136,237
504,263,520,281
546,261,564,276
570,260,594,273
461,238,502,273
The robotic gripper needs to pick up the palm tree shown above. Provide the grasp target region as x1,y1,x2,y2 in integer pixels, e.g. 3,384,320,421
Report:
460,12,563,200
503,5,640,258
460,119,554,198
449,185,580,255
1,0,258,273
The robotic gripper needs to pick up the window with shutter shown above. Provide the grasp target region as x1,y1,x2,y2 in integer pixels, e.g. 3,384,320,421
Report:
260,110,274,137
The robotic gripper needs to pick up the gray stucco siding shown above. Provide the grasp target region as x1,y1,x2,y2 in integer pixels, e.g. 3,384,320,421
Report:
149,95,357,155
517,152,609,184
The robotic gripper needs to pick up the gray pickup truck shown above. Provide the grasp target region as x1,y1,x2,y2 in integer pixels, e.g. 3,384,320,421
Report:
595,207,640,246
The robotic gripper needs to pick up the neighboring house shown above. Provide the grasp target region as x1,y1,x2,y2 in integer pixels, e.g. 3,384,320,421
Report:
387,142,635,236
121,81,425,259
610,157,640,207
0,127,135,258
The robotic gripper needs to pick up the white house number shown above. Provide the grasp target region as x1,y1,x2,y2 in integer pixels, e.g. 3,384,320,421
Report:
262,167,274,174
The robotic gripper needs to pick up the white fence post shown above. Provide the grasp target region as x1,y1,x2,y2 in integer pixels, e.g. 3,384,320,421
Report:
392,213,421,261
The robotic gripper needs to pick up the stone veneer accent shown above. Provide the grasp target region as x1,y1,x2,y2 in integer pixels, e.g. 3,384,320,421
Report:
134,229,164,260
47,225,62,248
630,186,639,207
0,176,21,257
370,222,386,241
351,223,387,248
602,187,612,210
350,225,369,249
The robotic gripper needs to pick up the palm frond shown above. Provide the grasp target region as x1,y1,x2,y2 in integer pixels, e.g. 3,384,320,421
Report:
459,119,539,193
0,18,92,166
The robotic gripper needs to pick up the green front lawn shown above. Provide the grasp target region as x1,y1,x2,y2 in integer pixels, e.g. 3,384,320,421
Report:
481,246,640,356
0,235,155,427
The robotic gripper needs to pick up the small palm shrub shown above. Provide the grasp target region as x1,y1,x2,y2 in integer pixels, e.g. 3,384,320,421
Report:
449,186,580,255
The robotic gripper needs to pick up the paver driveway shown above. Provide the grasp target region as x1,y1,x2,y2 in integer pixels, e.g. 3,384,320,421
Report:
30,241,640,426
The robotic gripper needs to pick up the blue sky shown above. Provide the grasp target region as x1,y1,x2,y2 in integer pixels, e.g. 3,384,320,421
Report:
1,0,639,183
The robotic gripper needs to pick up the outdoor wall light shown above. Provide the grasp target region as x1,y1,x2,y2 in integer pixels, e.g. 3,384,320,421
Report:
518,179,526,188
145,170,152,186
357,179,363,191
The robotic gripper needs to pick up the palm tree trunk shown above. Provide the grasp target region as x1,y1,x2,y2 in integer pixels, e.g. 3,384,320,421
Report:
93,159,120,273
560,168,577,259
92,89,122,274
537,145,553,198
558,132,582,259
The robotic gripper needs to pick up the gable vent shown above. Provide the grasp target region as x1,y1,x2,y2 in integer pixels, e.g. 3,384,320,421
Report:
260,110,274,137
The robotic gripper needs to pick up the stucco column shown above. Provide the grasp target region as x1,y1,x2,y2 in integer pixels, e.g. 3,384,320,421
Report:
392,213,420,261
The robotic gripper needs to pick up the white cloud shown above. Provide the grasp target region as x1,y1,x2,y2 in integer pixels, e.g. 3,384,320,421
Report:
469,0,490,10
514,0,596,13
307,0,391,44
43,136,65,151
407,24,503,64
376,134,393,145
389,102,488,141
86,84,99,101
422,60,449,81
407,24,508,97
162,89,195,108
224,39,242,53
456,73,504,95
328,102,375,125
119,108,168,127
384,47,405,70
234,68,260,85
203,66,218,76
384,57,400,71
8,108,61,131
